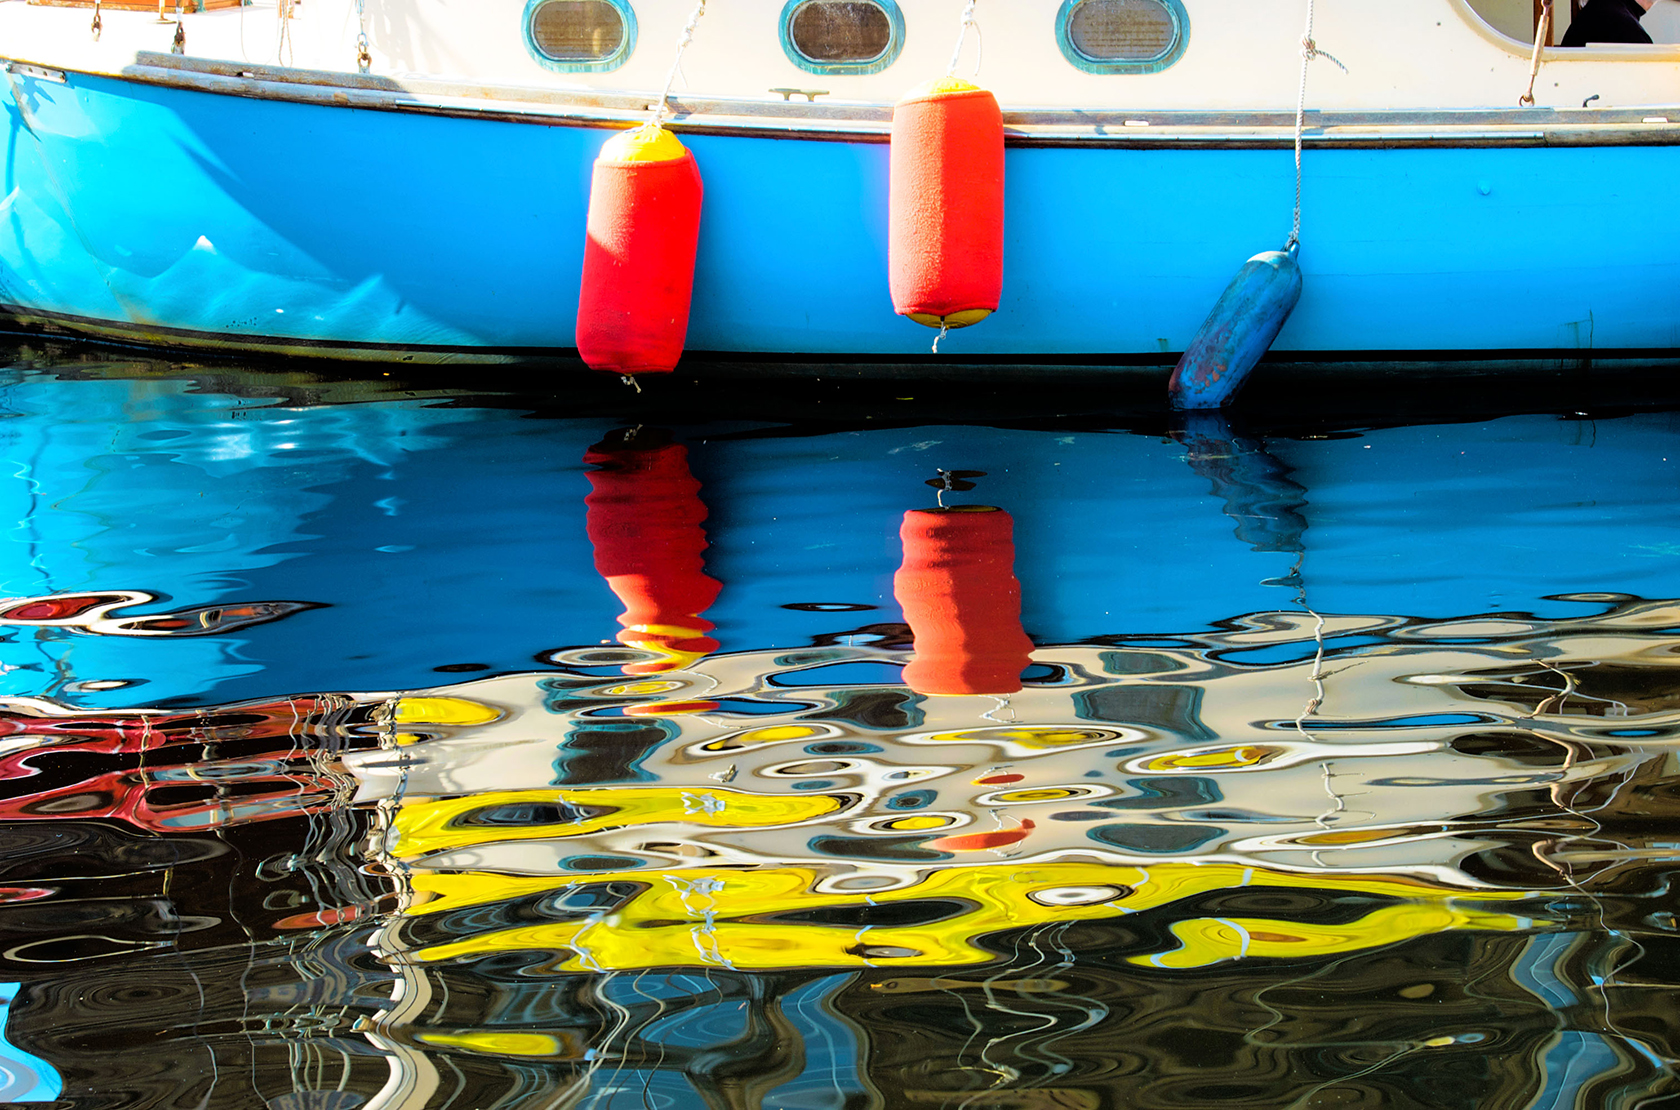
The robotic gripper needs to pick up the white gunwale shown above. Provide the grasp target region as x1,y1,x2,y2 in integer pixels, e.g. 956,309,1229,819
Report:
1,51,1671,151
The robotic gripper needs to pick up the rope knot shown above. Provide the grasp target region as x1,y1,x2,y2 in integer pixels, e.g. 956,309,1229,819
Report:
1300,36,1347,73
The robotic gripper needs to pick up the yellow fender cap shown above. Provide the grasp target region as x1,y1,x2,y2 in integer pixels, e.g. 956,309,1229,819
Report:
599,124,690,164
906,308,993,330
900,75,984,102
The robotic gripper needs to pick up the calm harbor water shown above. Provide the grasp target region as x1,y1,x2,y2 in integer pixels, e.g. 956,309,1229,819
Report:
0,347,1678,1109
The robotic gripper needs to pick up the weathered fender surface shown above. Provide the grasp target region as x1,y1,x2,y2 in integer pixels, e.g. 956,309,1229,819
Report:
1169,245,1304,409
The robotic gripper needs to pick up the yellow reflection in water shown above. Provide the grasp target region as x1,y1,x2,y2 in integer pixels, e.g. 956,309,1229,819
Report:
1140,745,1281,771
393,786,843,856
404,860,1529,972
414,1030,573,1057
702,724,835,751
1139,903,1530,968
392,696,503,726
879,814,954,831
928,726,1118,749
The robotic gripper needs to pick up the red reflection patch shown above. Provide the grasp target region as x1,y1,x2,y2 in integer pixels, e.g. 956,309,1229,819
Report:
0,594,115,621
274,905,362,930
928,818,1035,852
0,887,54,903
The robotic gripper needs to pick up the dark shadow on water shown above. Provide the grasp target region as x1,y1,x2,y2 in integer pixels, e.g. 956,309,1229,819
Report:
5,332,1680,437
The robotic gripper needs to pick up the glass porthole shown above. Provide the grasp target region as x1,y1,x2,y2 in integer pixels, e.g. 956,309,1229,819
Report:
523,0,636,73
1056,0,1189,74
780,0,905,76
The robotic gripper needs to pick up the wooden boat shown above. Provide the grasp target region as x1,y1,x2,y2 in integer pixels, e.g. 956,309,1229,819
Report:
0,0,1677,368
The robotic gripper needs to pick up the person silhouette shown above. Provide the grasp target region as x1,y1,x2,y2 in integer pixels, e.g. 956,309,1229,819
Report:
1561,0,1656,46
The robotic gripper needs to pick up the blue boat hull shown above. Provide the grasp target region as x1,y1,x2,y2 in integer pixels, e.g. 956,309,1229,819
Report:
2,67,1678,363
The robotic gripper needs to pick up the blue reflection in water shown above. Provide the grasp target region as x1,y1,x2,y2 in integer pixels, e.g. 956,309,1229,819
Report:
3,371,1680,708
0,984,59,1103
767,975,874,1110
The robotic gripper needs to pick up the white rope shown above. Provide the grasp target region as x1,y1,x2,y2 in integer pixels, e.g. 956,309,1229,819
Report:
652,0,708,128
1288,0,1345,250
276,0,296,66
1293,606,1327,738
946,0,978,77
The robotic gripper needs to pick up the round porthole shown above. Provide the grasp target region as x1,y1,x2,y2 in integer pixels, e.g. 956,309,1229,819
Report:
1056,0,1189,74
523,0,636,73
780,0,905,76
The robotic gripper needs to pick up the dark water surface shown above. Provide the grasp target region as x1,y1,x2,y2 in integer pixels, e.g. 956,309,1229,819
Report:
1,348,1679,1109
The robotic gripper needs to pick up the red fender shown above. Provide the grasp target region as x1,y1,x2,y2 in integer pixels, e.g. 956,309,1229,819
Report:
576,127,704,375
889,78,1005,330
